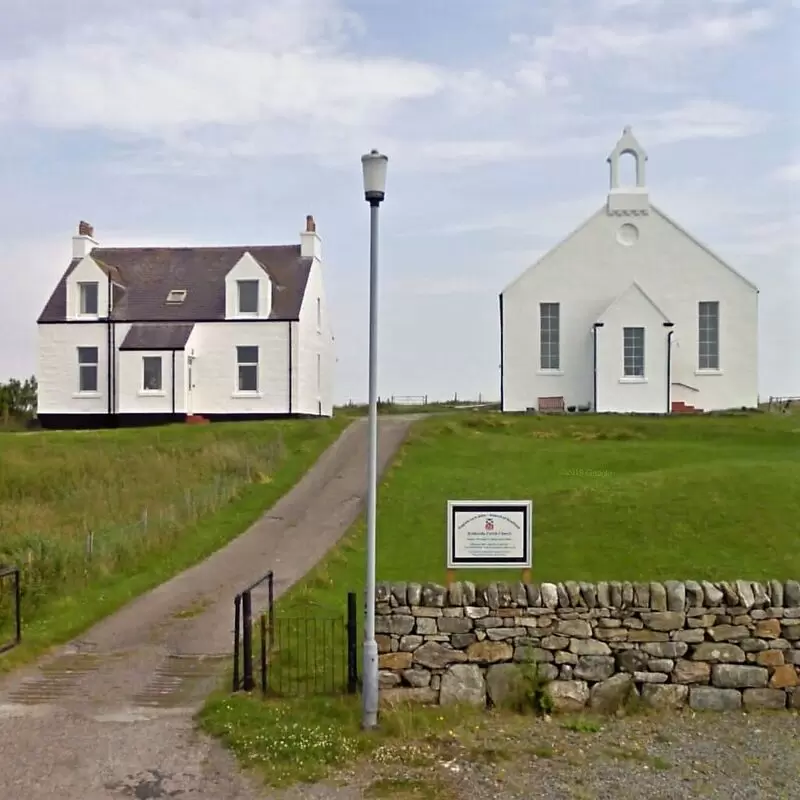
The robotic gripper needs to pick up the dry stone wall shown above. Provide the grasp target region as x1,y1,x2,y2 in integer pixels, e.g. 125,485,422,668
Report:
375,579,800,713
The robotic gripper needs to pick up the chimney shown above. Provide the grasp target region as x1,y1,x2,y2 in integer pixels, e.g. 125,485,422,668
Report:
300,214,322,260
73,220,98,259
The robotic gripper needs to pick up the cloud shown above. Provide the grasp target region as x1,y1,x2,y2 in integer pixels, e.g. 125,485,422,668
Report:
772,161,800,181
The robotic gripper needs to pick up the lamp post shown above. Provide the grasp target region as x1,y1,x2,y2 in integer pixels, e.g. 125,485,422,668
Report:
360,148,388,730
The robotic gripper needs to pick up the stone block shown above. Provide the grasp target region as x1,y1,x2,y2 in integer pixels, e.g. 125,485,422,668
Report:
642,611,685,631
756,650,784,667
437,617,472,634
628,630,669,643
641,683,689,709
513,646,553,663
742,688,787,709
375,615,414,636
413,642,467,670
708,625,750,642
402,669,431,688
574,655,615,681
664,580,686,612
689,686,742,711
547,680,590,712
451,633,478,649
769,665,799,689
440,664,486,706
379,670,401,688
541,635,570,650
692,643,745,663
589,673,635,714
634,671,668,684
673,629,705,643
466,641,513,664
415,618,437,635
555,619,592,638
672,659,711,684
648,658,675,673
485,663,525,708
569,638,611,656
381,687,437,707
642,642,688,659
616,649,649,673
712,664,768,689
399,635,423,651
379,652,412,670
465,606,490,619
649,582,668,611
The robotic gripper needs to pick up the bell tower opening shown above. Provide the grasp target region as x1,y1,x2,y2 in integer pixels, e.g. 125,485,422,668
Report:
606,125,649,215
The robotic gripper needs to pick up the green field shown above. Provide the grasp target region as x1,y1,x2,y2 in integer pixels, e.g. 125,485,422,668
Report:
0,417,347,664
270,411,800,685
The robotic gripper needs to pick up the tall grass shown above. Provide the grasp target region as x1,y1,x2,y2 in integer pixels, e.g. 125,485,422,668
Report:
0,419,347,640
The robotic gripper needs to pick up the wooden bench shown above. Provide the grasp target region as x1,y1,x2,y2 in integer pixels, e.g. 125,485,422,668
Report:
537,396,565,413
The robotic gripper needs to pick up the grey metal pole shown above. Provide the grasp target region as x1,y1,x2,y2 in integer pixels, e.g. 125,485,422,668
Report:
362,200,381,730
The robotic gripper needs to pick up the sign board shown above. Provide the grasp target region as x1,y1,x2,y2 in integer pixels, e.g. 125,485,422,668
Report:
447,500,533,569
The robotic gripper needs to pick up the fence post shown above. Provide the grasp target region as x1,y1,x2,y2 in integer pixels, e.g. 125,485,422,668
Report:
242,590,254,691
260,613,267,696
268,571,275,640
14,568,21,646
347,591,358,694
232,594,241,692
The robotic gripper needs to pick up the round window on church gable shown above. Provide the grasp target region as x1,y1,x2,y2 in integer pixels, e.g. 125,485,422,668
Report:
616,223,639,246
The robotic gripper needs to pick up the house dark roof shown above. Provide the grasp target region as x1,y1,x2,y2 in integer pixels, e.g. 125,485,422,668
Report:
119,323,196,351
38,245,312,323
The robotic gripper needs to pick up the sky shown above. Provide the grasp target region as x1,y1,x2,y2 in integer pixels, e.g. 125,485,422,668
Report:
0,0,797,403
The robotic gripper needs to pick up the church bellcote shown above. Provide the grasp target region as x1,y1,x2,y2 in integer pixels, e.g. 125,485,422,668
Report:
606,126,649,216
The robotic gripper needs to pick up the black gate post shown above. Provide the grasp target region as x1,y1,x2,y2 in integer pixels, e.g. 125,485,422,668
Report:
347,591,358,694
242,590,254,692
260,612,267,696
232,594,241,692
267,571,274,639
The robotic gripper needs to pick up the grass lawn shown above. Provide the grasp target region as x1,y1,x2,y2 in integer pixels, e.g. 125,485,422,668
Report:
0,416,348,669
261,410,800,692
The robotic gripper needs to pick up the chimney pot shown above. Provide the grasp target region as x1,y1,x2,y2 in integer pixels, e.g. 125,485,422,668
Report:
78,220,94,237
305,214,316,233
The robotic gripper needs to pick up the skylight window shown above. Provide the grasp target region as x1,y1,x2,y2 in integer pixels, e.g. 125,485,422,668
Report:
166,289,187,304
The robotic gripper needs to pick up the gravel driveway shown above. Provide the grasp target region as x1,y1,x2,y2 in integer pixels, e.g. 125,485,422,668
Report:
0,416,415,800
275,708,800,800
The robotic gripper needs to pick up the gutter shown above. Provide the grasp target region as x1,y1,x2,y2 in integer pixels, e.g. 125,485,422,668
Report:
106,280,112,416
288,322,293,414
664,323,675,413
498,294,504,411
592,322,604,412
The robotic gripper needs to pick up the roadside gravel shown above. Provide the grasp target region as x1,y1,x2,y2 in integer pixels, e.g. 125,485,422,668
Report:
275,709,800,800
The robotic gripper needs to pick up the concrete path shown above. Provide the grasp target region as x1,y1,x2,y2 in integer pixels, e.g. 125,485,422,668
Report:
0,416,415,799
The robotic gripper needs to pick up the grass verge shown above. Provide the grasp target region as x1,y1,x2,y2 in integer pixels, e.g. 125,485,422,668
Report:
0,417,348,671
265,411,800,691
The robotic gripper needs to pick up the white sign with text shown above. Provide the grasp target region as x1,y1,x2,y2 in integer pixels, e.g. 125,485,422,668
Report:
447,500,533,569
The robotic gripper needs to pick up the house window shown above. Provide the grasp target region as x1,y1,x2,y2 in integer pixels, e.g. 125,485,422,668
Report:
623,327,645,377
79,282,99,315
316,297,322,331
142,356,163,391
237,346,259,392
698,301,719,370
539,303,560,370
165,289,187,304
237,280,259,315
77,347,98,392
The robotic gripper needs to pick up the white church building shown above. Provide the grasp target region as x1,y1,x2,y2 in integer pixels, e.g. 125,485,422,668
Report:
499,127,759,415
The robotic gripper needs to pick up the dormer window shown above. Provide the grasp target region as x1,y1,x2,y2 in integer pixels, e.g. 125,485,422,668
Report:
237,280,259,315
79,281,99,315
166,289,187,304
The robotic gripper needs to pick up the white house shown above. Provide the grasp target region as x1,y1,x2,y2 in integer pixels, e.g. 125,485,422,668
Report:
500,127,759,415
37,216,334,428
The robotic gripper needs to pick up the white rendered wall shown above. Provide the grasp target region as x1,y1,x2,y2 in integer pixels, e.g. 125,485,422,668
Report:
501,207,758,413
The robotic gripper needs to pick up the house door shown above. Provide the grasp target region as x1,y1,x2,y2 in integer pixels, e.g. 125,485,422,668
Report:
187,356,194,415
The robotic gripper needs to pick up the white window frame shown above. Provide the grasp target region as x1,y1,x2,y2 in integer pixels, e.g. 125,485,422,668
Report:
165,289,187,304
237,280,259,316
539,302,560,372
622,326,645,378
78,281,99,316
77,347,99,393
698,301,720,371
236,346,259,393
141,356,163,393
